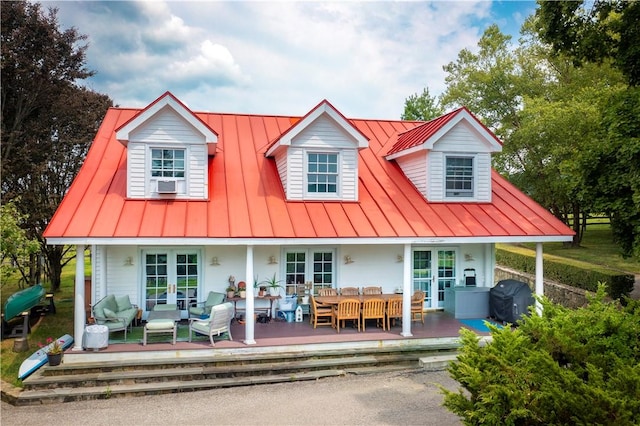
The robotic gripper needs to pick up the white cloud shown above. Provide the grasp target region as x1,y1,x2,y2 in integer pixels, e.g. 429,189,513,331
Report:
47,1,534,118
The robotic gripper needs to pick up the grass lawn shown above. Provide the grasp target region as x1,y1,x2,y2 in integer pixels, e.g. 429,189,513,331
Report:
502,224,640,275
1,259,79,387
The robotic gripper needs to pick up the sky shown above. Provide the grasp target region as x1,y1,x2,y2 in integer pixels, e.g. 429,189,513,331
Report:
46,0,537,119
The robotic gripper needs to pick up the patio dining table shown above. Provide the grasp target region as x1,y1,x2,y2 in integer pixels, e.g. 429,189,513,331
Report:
315,293,402,306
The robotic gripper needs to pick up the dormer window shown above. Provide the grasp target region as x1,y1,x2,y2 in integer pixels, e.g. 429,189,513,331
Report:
307,152,338,194
445,156,474,198
151,148,185,178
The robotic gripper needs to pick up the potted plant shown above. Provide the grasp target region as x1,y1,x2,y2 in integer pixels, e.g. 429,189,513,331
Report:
41,337,64,366
237,281,247,298
226,284,236,299
262,273,283,297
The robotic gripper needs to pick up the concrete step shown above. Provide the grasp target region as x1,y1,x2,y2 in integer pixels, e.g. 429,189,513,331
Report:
418,354,459,371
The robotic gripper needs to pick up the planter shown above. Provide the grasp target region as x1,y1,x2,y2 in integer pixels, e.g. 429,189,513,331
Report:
269,287,280,297
239,290,246,298
227,291,235,299
47,352,63,366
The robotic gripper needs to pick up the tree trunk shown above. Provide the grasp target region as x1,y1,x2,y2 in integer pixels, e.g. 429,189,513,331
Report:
571,205,583,247
44,245,65,292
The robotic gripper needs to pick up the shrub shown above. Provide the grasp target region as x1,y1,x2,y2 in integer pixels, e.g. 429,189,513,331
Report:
441,286,640,425
496,248,634,300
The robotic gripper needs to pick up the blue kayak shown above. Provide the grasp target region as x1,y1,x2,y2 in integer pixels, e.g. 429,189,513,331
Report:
3,284,45,321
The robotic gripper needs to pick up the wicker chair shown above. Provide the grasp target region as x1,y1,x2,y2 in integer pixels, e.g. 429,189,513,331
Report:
386,297,403,329
362,286,382,295
332,299,361,333
318,288,338,297
309,295,333,328
340,287,359,296
411,290,426,324
361,298,386,331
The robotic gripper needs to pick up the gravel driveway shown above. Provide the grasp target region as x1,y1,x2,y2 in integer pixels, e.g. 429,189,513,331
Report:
1,370,462,426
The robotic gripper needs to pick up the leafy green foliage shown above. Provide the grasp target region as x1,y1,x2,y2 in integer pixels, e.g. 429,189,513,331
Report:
401,87,443,121
0,199,40,286
442,287,640,425
1,2,112,290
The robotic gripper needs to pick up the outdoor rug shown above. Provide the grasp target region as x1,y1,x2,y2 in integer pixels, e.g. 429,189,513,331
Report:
108,323,229,345
459,318,503,333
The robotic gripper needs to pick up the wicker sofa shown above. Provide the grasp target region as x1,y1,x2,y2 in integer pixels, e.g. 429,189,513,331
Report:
91,294,138,340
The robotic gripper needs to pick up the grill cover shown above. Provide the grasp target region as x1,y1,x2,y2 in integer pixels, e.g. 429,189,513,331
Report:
489,279,534,323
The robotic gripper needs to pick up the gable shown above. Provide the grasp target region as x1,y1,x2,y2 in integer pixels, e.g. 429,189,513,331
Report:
130,107,207,145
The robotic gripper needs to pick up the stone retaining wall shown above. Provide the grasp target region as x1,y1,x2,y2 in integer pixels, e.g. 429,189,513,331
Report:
495,265,589,309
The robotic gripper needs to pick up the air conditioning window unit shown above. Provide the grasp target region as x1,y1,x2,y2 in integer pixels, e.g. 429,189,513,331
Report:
157,180,177,193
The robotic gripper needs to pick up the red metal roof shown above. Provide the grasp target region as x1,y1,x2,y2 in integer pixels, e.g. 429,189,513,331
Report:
43,105,574,241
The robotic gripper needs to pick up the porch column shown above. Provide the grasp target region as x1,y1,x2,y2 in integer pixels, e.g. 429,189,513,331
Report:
401,243,412,337
244,245,256,345
99,245,107,301
535,242,544,315
73,245,86,351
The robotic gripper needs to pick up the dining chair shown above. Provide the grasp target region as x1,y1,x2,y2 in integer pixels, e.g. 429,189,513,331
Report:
386,297,403,330
309,295,333,328
361,298,385,331
362,286,382,295
318,288,338,297
340,287,359,296
411,290,426,324
332,299,361,333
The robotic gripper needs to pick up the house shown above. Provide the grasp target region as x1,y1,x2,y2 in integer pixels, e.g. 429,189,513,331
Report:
43,92,574,349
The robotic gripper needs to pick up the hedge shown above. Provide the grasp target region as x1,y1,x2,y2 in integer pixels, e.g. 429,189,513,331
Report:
496,248,635,300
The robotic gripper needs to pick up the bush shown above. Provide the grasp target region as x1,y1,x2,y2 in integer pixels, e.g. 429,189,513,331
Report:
496,248,634,300
441,286,640,425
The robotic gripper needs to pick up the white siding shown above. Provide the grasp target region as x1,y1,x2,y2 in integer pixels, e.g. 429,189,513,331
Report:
275,151,288,193
397,151,427,196
340,150,358,201
103,246,140,305
129,109,205,145
292,116,355,149
475,152,491,202
427,151,444,200
127,142,146,198
435,121,492,153
188,144,207,198
286,147,305,200
125,109,209,200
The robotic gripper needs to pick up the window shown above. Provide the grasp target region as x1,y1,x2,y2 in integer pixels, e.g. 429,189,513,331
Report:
284,249,334,295
445,156,473,197
307,153,338,193
151,148,185,178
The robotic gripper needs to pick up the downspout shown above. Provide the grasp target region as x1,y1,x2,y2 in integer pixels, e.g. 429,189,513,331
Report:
73,245,86,350
244,245,256,345
401,243,413,337
535,242,544,315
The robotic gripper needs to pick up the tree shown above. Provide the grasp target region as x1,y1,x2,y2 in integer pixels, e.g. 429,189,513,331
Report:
441,287,640,425
401,87,444,121
1,2,112,291
536,0,640,87
0,200,40,288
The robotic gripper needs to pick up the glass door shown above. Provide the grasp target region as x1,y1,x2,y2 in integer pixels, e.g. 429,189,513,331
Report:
144,250,200,315
412,249,457,308
284,249,334,296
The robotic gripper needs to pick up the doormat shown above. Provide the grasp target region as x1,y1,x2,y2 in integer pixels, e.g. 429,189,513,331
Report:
459,318,503,333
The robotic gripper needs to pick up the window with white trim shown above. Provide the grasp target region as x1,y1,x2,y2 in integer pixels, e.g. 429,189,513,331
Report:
307,153,338,194
151,148,185,178
445,156,474,198
284,249,334,296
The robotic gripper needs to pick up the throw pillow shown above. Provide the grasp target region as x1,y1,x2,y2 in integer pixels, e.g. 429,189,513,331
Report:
103,308,118,319
115,295,132,312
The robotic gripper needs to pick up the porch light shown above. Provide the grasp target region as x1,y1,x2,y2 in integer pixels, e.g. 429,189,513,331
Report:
210,256,220,266
124,256,134,266
344,255,354,264
464,254,474,262
268,255,278,265
396,255,403,263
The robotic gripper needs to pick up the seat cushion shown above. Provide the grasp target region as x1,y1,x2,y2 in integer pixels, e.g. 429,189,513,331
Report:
115,295,133,312
146,319,175,330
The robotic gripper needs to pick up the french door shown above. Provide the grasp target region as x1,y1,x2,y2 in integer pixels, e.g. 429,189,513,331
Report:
284,249,334,296
412,249,457,308
144,250,200,315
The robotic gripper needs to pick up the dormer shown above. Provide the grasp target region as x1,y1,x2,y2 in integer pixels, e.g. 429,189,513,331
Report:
265,100,369,201
115,92,218,200
386,107,502,202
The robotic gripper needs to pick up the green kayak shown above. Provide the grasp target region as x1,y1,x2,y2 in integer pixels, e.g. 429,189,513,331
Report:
3,284,45,320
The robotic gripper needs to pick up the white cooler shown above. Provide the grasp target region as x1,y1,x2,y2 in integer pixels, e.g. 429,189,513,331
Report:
83,324,109,350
